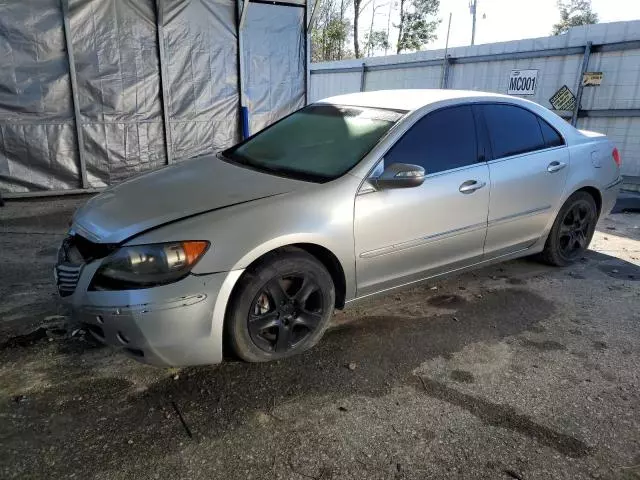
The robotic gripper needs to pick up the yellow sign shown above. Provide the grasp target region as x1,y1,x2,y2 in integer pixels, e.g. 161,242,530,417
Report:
549,85,576,111
582,72,603,86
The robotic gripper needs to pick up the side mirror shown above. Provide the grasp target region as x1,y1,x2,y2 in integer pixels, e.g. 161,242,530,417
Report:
374,163,426,189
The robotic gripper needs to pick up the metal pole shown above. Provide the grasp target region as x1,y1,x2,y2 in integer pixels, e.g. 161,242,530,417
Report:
60,0,88,189
306,33,312,104
360,63,366,92
470,0,477,46
441,56,452,89
306,2,311,104
237,0,250,139
572,41,592,127
441,13,452,88
239,0,249,29
155,0,173,164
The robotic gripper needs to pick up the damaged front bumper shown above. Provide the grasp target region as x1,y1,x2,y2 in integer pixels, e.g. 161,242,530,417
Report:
58,258,241,366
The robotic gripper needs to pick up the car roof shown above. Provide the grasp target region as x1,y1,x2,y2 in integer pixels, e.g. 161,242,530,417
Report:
319,89,513,112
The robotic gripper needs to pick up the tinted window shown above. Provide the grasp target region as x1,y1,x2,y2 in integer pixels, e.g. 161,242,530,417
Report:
482,104,546,159
385,106,478,174
538,117,565,148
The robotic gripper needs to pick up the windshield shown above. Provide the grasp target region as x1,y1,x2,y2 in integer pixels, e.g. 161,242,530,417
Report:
223,104,404,182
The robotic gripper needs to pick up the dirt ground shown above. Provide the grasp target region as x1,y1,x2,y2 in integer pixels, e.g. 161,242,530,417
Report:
0,196,639,480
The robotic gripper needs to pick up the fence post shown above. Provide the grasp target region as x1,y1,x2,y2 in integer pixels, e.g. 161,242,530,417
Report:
441,55,452,89
155,0,173,164
360,62,366,92
572,41,592,126
60,0,88,188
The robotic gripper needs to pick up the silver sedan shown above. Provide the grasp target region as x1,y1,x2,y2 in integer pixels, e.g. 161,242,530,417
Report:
56,89,623,366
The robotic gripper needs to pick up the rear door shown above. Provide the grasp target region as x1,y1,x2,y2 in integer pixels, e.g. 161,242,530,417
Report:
480,103,569,256
354,105,490,297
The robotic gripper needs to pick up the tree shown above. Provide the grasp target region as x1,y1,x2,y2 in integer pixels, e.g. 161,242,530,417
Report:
337,0,353,59
353,0,386,58
310,0,352,62
311,14,351,62
353,0,369,58
552,0,598,35
362,1,388,57
364,30,390,56
396,0,440,54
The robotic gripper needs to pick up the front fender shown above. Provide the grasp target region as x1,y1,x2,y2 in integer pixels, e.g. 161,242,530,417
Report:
126,176,361,301
228,233,338,271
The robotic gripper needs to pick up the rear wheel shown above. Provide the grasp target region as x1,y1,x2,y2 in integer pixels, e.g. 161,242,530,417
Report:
226,248,335,362
540,191,598,266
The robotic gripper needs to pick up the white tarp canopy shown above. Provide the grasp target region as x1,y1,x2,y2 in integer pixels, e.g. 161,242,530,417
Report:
0,0,308,195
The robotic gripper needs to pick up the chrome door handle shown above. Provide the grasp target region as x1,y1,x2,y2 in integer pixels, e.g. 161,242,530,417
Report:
459,180,486,194
547,161,567,173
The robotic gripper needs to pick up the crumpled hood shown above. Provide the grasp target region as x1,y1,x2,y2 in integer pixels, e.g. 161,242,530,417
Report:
72,155,304,243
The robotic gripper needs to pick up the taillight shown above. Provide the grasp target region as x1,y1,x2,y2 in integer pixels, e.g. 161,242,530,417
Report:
612,147,622,167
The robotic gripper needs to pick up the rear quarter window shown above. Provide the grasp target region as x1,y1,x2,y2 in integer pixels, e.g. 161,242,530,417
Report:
538,117,565,148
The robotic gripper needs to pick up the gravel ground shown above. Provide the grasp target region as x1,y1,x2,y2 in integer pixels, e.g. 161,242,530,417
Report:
0,196,639,480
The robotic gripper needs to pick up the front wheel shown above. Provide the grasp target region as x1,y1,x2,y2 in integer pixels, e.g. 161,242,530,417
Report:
540,191,598,267
225,247,335,362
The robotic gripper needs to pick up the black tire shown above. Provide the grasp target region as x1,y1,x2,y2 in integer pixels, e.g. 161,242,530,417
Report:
540,191,598,267
225,247,335,362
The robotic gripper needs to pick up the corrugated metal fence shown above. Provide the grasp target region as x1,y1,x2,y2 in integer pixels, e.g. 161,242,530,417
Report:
0,0,307,196
310,21,640,181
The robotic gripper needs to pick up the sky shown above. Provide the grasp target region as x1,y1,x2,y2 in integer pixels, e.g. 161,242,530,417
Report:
362,0,640,53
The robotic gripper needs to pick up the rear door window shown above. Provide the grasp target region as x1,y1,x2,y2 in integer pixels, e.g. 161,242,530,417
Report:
384,105,478,175
482,104,546,159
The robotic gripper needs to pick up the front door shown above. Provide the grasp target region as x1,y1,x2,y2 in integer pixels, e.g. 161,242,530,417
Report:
354,105,490,297
479,104,570,256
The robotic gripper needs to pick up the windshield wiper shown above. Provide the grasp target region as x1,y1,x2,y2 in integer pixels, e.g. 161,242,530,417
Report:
217,151,240,163
221,149,287,173
249,162,291,175
218,150,329,183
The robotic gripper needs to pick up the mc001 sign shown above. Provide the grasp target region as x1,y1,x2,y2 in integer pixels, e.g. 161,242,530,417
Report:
508,69,538,96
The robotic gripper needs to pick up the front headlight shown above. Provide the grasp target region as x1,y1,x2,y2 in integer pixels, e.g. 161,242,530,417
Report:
89,241,210,290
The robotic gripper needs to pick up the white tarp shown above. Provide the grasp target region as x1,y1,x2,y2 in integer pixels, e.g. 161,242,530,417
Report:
0,0,307,193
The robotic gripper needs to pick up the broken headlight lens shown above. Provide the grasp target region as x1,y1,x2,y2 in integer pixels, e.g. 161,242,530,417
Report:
90,241,209,290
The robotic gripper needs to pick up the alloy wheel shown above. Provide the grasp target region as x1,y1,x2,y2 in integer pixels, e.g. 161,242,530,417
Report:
248,274,324,353
558,200,594,260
